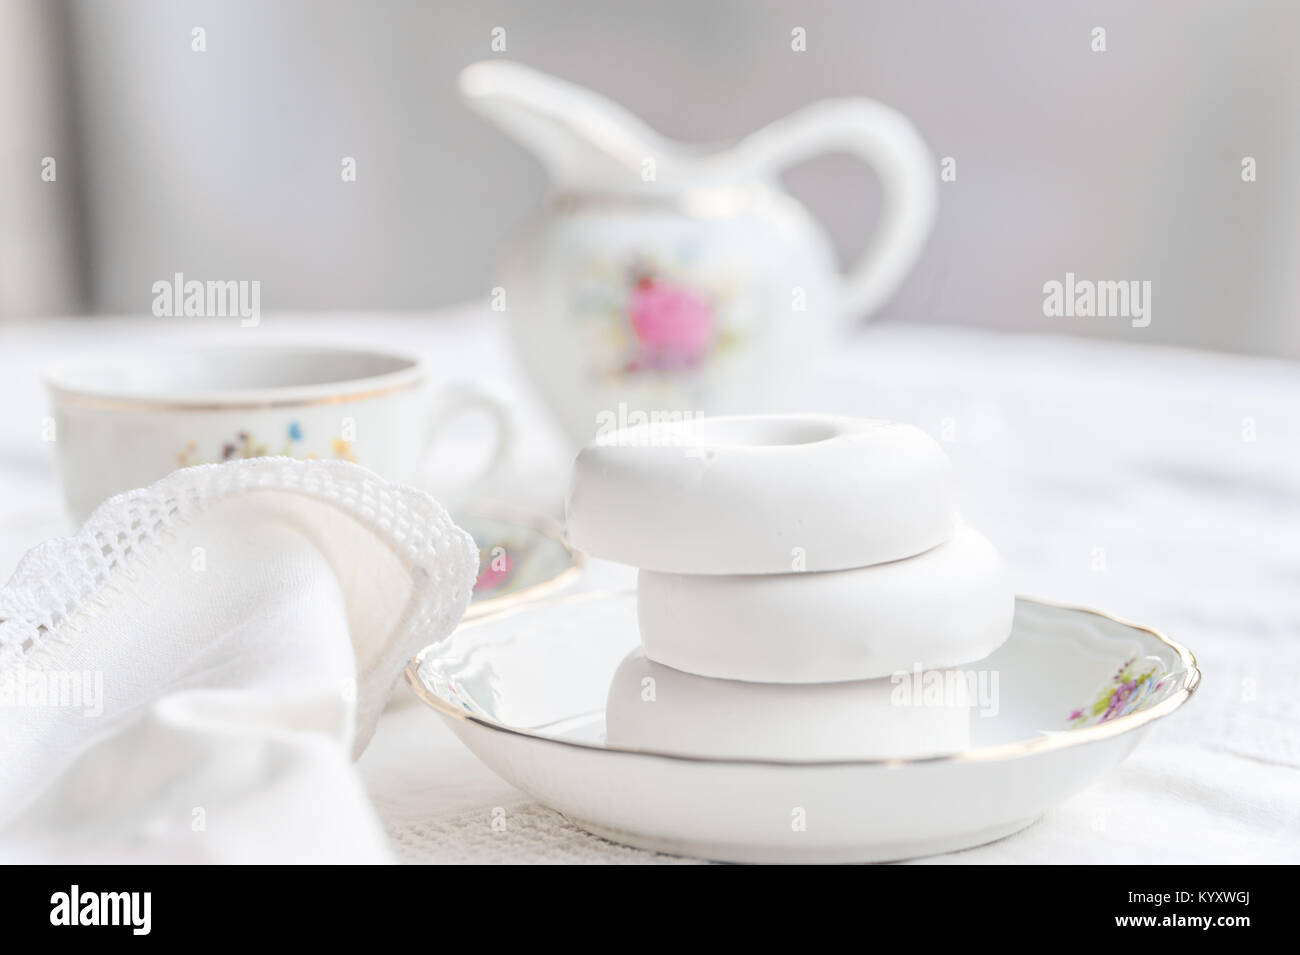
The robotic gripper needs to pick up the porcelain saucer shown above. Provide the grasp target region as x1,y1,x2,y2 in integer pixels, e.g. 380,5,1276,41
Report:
405,590,1199,863
458,507,584,620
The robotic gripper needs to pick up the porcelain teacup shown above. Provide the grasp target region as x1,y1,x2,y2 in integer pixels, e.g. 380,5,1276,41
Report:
44,343,512,522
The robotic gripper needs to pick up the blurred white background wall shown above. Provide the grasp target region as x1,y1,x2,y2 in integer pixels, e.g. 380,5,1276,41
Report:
0,0,84,316
6,0,1298,357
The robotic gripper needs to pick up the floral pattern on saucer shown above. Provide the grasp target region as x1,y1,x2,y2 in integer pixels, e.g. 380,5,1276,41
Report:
474,542,517,594
1069,657,1167,727
458,512,584,620
472,531,543,595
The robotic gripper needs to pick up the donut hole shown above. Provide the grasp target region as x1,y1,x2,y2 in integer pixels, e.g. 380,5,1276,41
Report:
690,417,841,448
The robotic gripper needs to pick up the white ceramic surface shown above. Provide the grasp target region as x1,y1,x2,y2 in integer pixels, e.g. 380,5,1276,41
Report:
459,508,585,621
406,590,1200,864
604,647,971,760
460,61,937,445
44,343,512,522
566,415,954,574
384,507,586,715
637,524,1013,682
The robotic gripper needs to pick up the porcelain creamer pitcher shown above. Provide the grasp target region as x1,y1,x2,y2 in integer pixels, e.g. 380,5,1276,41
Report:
460,61,937,445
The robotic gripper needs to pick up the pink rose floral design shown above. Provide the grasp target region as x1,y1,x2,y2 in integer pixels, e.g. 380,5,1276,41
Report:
627,276,715,371
474,548,514,593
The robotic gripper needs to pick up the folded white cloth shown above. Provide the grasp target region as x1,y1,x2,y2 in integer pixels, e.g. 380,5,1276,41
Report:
0,458,478,863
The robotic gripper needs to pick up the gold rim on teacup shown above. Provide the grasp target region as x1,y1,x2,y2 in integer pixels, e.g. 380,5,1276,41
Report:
43,343,425,413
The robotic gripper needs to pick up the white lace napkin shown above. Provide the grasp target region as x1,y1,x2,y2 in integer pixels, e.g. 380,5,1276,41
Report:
0,458,478,863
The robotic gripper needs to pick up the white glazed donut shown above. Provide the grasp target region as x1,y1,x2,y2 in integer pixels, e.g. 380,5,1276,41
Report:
566,414,954,574
637,524,1014,683
604,649,972,760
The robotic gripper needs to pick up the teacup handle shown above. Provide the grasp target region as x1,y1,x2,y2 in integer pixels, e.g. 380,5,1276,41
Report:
419,386,513,505
732,98,937,321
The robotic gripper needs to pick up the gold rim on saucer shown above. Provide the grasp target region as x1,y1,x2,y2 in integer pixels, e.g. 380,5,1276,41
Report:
405,591,1201,768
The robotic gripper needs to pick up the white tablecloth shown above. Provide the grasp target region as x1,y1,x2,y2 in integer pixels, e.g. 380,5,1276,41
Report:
2,309,1297,863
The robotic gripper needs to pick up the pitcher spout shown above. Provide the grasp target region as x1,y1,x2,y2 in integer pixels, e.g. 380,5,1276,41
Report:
459,60,679,194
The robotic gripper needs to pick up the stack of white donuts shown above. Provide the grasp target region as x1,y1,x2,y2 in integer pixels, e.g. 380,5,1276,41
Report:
567,414,1015,760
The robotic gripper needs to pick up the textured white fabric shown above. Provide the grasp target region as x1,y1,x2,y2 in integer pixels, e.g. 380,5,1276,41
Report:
0,457,478,862
2,310,1298,864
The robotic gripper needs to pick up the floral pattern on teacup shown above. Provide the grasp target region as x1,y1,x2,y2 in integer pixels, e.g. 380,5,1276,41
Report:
176,421,357,467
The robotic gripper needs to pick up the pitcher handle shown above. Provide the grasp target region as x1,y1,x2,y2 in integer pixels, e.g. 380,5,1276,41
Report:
733,99,937,321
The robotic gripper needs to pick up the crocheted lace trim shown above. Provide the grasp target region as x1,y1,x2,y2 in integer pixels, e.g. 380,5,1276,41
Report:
0,458,479,675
